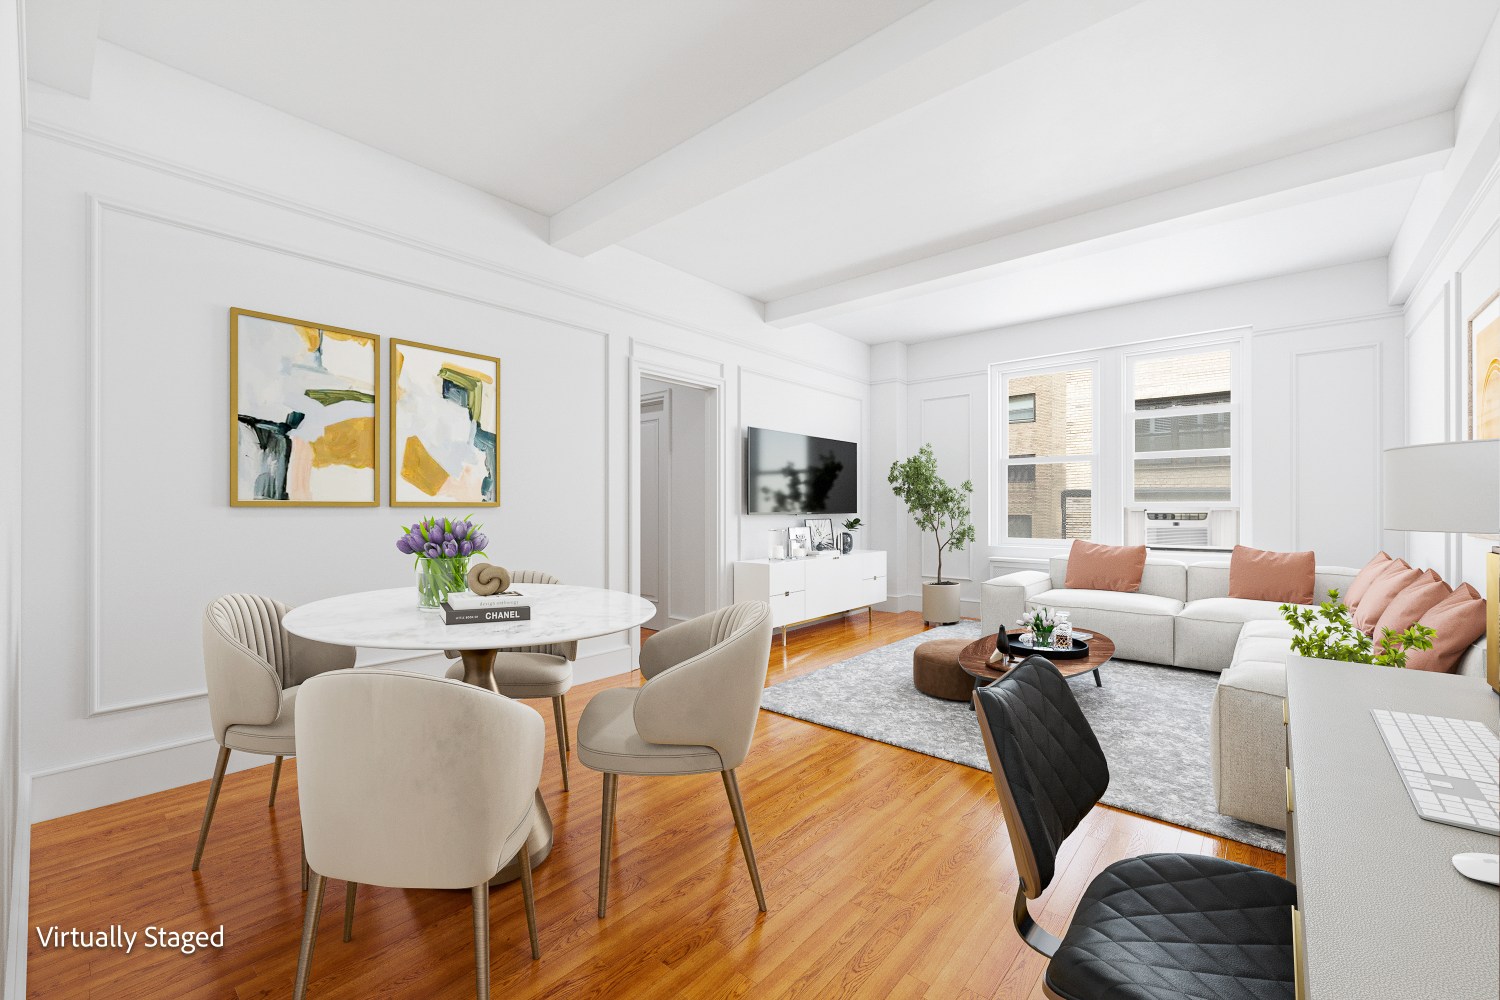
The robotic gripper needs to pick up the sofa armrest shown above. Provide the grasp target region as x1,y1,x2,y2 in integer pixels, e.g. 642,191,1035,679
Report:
980,571,1052,635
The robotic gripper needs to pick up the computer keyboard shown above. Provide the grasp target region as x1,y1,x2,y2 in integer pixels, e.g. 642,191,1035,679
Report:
1371,709,1500,834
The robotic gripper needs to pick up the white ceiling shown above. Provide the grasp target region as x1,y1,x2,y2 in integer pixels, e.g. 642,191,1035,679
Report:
73,0,1500,344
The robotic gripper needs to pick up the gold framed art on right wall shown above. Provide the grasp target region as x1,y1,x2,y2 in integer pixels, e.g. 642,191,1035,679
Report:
1470,288,1499,441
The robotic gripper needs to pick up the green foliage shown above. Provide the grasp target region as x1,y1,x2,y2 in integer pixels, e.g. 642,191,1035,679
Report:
887,444,975,583
842,517,863,532
1279,588,1437,669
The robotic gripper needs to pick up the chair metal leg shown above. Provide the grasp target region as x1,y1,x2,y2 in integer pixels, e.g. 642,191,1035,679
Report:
269,755,283,807
190,745,231,871
342,882,357,942
551,696,570,792
597,773,619,918
560,692,572,751
292,872,327,1000
518,840,540,959
471,882,491,1000
301,832,309,892
722,769,767,912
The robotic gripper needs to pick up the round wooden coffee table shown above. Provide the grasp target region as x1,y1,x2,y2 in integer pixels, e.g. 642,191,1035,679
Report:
957,629,1115,707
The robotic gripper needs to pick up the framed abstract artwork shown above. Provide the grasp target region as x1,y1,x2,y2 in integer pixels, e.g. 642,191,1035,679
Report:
230,308,379,506
390,339,500,506
1469,289,1499,441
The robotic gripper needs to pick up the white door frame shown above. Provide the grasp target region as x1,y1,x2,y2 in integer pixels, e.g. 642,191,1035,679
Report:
628,359,728,620
638,390,671,629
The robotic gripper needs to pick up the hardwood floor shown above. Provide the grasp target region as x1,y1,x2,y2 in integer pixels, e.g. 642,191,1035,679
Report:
27,610,1282,999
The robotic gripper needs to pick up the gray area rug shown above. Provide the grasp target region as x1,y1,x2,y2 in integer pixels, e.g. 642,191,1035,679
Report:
760,621,1285,853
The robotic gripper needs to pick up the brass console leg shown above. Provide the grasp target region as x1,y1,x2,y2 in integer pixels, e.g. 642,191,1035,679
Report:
551,696,570,792
191,745,231,871
722,769,767,912
471,882,491,1000
292,873,327,1000
342,882,357,942
597,773,619,918
269,756,283,807
518,841,540,959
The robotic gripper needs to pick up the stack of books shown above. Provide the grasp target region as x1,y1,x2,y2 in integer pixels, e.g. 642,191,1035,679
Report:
440,590,532,625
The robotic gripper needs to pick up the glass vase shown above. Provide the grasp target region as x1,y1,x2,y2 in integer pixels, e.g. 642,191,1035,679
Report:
1033,627,1054,648
416,556,469,611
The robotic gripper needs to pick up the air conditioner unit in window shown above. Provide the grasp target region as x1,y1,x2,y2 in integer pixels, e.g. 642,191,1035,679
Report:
1124,508,1239,548
1145,511,1210,547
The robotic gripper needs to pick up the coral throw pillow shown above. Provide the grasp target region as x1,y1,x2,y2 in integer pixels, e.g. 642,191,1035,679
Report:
1406,584,1486,673
1372,572,1451,642
1064,540,1147,593
1343,551,1394,609
1227,545,1316,605
1351,559,1423,635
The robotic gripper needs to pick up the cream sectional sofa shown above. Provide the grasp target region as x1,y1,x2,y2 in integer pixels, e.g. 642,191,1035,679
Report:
981,550,1488,835
979,552,1359,670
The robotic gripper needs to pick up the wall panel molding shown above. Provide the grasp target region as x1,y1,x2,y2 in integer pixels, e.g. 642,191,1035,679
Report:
1289,342,1382,560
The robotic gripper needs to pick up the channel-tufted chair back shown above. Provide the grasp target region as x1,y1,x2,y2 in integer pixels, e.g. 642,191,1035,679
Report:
974,655,1110,897
632,601,773,770
510,569,560,585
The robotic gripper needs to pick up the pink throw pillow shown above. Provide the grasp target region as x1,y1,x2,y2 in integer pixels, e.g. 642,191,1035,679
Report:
1372,572,1451,643
1406,584,1486,673
1064,540,1147,593
1227,545,1316,605
1351,560,1422,635
1343,551,1394,610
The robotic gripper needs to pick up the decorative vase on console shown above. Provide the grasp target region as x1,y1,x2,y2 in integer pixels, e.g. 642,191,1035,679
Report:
395,515,490,611
840,517,862,555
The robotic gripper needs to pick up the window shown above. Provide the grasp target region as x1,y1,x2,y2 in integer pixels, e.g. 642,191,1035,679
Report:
1129,349,1235,504
1004,367,1094,539
1008,393,1036,423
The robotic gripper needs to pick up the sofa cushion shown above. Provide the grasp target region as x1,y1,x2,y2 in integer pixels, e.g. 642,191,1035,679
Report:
1372,575,1451,642
1049,554,1187,603
1027,588,1181,665
1172,599,1287,673
1177,597,1287,626
1228,545,1315,605
1343,551,1394,609
1351,560,1422,635
1030,588,1183,617
1407,584,1486,673
1064,540,1147,593
1239,619,1295,641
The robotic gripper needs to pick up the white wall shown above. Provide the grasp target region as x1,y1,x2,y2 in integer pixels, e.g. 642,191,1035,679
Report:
1398,12,1500,593
888,259,1407,616
640,377,711,625
18,43,873,824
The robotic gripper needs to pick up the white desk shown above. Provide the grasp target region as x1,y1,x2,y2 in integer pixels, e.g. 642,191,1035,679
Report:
282,583,654,883
1286,657,1498,999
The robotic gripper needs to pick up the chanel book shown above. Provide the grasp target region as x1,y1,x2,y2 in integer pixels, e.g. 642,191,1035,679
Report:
445,591,527,610
440,602,532,625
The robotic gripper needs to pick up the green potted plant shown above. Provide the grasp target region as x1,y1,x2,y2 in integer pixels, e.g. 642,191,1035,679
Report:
1278,589,1436,667
888,444,975,625
840,517,862,554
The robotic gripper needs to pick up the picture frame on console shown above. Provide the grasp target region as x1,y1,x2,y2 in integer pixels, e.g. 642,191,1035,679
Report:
806,518,835,552
787,526,812,557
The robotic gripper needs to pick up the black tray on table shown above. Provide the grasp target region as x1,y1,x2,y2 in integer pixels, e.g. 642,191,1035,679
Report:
1006,636,1091,660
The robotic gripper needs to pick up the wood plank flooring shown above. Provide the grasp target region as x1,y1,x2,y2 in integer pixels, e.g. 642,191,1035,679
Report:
27,610,1282,999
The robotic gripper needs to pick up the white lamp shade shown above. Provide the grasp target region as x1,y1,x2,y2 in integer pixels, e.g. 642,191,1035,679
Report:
1382,440,1499,533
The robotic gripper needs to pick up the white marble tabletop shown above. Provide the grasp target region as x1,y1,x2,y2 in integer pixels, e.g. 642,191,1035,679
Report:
281,584,656,650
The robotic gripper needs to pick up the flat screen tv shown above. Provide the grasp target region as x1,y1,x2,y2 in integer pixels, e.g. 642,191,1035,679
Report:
746,427,857,514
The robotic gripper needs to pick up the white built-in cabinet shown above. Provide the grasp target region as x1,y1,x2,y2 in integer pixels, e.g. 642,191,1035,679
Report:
733,551,887,641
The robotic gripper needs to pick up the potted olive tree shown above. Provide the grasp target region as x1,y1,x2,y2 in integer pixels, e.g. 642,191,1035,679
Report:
889,444,975,625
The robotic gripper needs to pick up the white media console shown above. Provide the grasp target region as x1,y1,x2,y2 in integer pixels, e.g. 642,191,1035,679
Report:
733,550,888,644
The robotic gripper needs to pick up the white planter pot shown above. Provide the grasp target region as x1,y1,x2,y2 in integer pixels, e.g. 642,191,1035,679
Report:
923,582,961,625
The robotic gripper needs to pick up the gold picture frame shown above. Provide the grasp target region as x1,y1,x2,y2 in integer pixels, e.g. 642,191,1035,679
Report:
1468,288,1499,442
389,339,501,507
230,307,380,507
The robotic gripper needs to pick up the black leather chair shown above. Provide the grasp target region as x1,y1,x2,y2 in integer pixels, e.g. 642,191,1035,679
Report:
974,655,1298,1000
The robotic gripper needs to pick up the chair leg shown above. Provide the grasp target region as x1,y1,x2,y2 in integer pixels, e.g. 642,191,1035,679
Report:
722,769,767,912
190,745,231,871
269,755,283,807
470,882,491,1000
518,840,540,959
342,882,357,942
597,772,619,918
560,692,571,751
292,872,327,1000
301,832,309,892
550,696,570,792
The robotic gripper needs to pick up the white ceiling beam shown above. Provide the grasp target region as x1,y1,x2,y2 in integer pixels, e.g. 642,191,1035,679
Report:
24,0,101,98
764,113,1455,328
548,0,1146,256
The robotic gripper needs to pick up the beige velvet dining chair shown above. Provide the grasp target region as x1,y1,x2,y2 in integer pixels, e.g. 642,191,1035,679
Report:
444,570,577,791
194,593,355,873
292,668,546,1000
576,601,773,917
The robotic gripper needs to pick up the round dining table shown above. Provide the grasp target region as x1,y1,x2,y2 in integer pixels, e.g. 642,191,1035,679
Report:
282,582,656,884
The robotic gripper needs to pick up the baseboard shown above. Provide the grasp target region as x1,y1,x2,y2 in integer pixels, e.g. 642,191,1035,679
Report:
888,593,982,620
6,774,30,1000
572,641,633,684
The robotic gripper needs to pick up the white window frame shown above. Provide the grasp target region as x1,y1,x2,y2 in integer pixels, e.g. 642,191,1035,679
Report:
991,356,1103,552
1121,337,1246,527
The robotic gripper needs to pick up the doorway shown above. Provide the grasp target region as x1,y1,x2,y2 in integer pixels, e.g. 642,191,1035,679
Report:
638,377,716,631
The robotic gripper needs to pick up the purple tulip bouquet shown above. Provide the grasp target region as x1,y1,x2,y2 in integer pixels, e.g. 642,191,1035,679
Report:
396,516,490,610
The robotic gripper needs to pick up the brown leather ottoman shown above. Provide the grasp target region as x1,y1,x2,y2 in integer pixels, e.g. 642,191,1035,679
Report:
913,637,974,701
